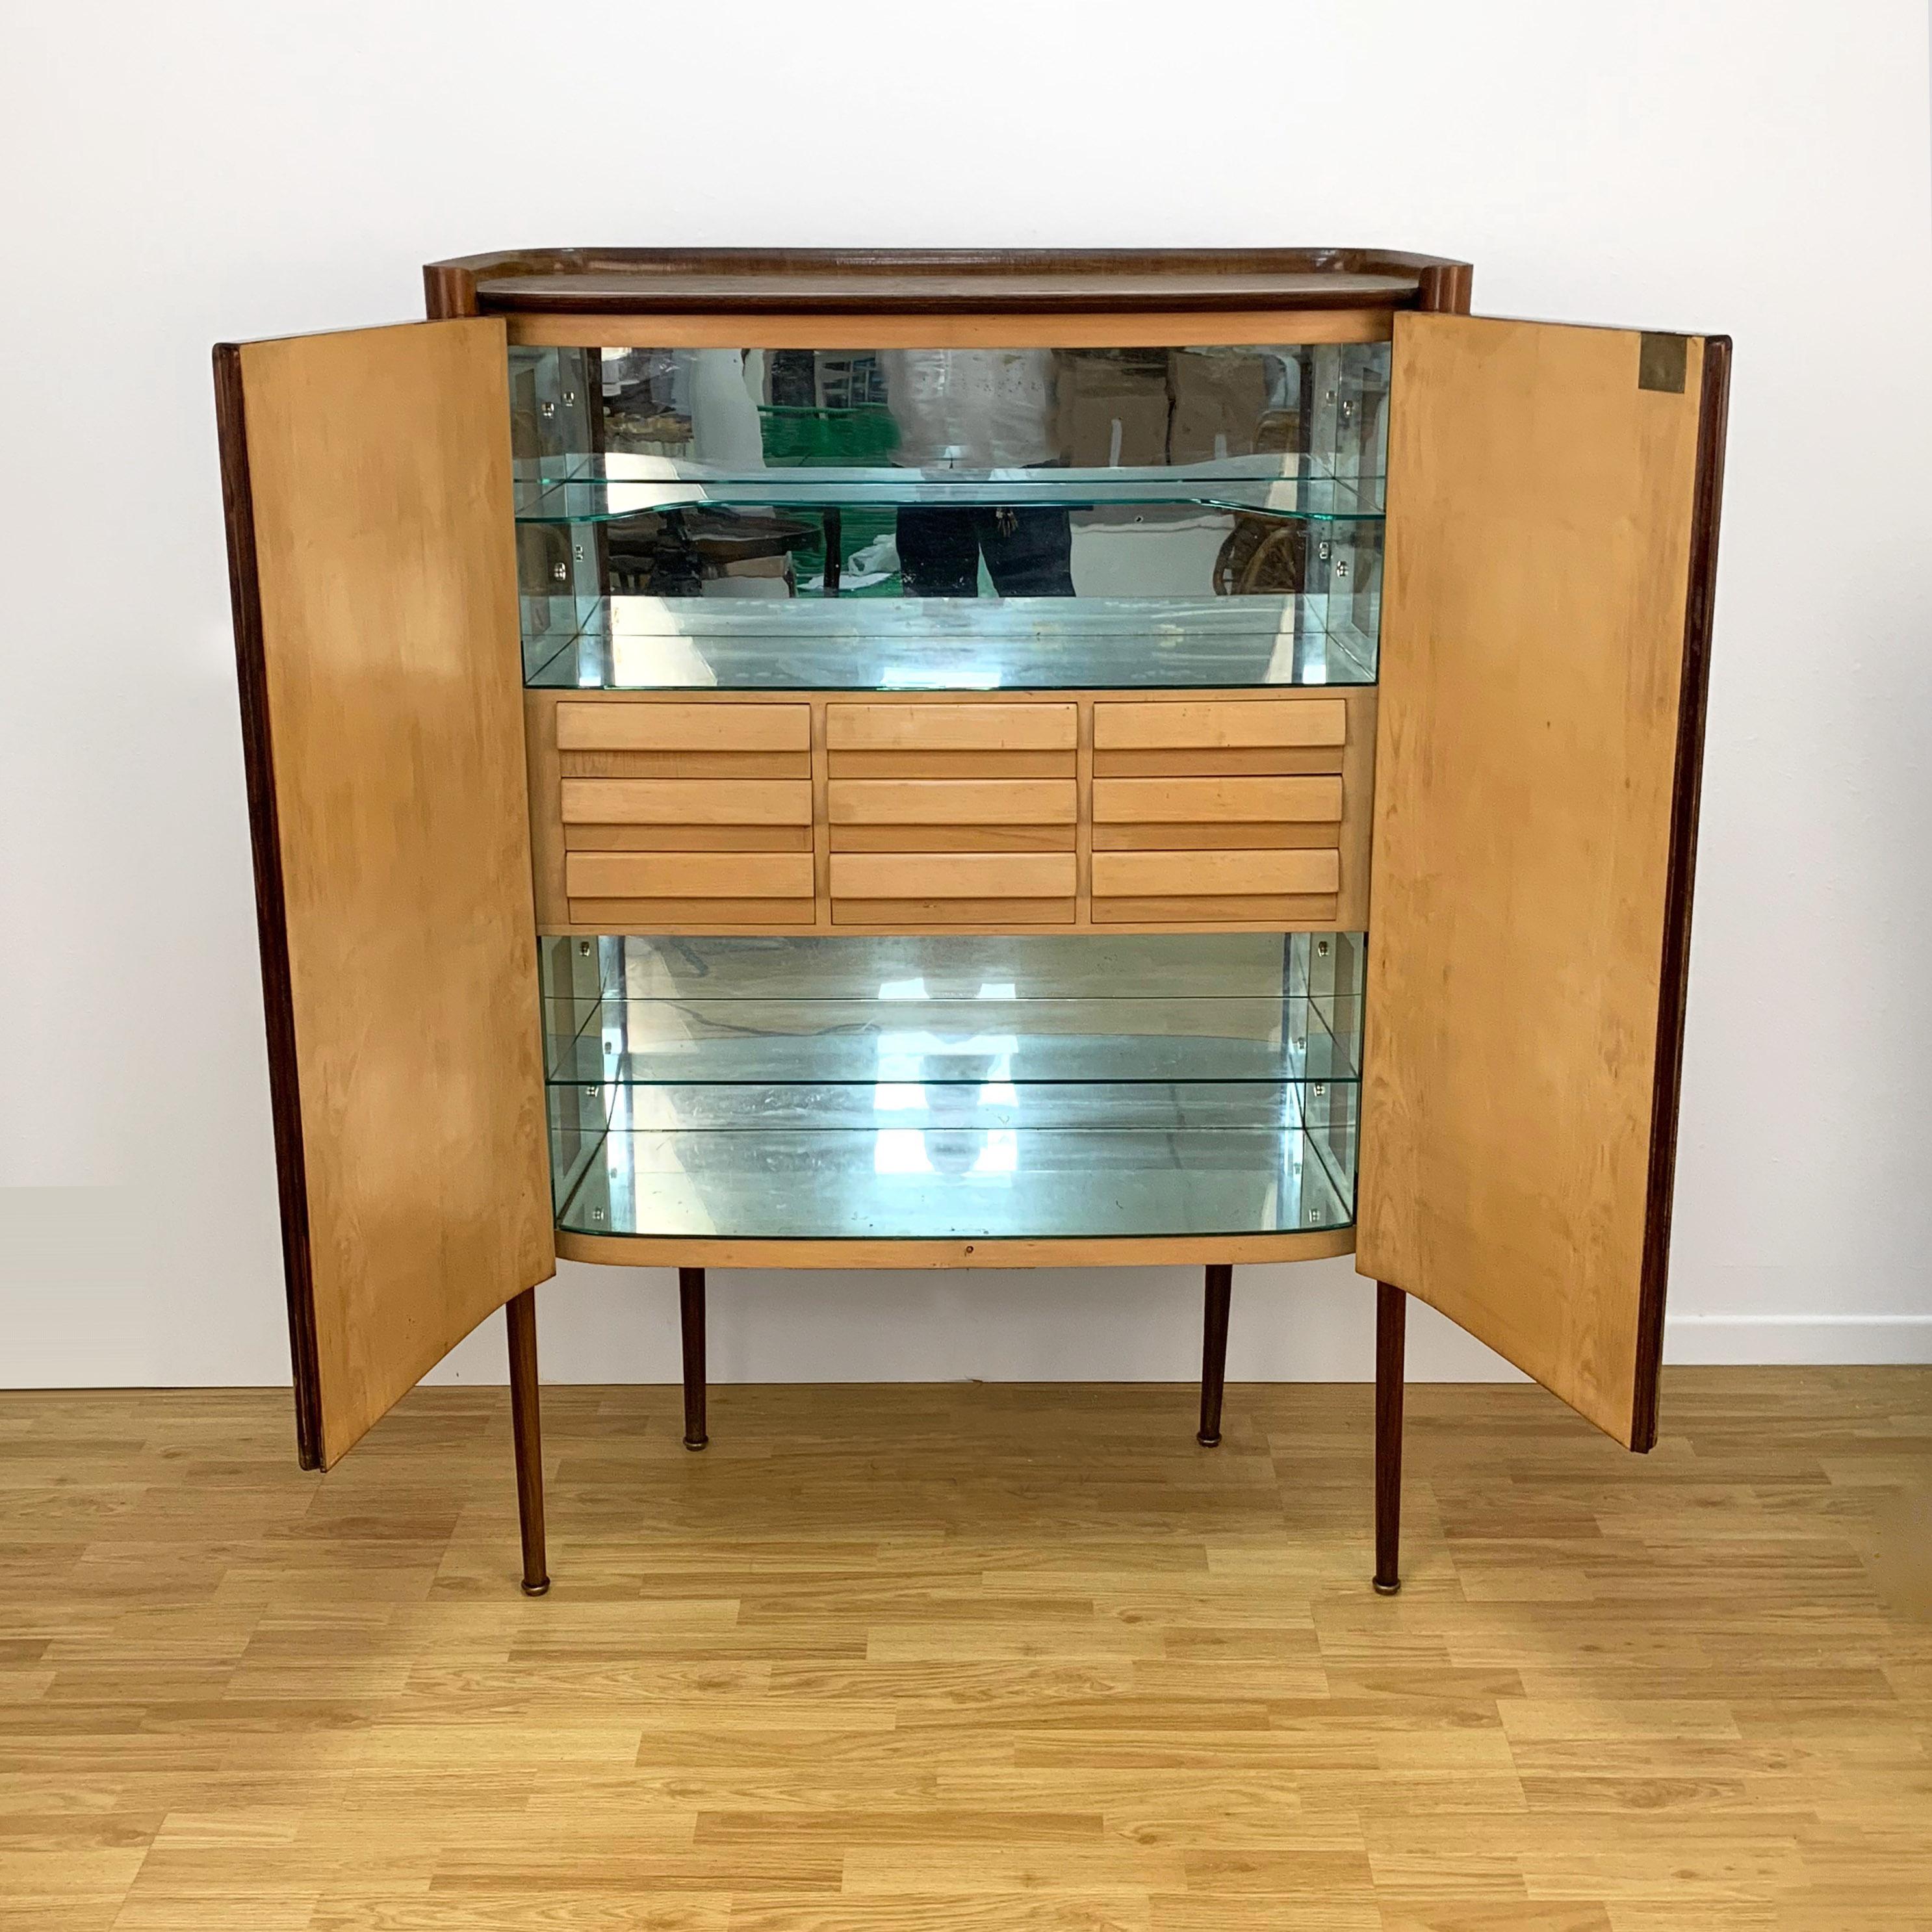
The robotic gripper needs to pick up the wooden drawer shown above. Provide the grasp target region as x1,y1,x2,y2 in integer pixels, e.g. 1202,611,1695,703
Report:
1092,775,1343,825
560,778,812,827
556,701,810,753
1092,698,1346,752
1094,849,1338,896
830,851,1077,927
566,852,815,899
827,702,1077,754
829,779,1077,825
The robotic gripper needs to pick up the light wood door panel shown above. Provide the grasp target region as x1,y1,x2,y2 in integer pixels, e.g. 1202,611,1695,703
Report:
216,318,553,1472
1359,314,1729,1450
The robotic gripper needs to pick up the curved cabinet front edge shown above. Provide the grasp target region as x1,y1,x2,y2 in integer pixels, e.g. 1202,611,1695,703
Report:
555,1229,1356,1270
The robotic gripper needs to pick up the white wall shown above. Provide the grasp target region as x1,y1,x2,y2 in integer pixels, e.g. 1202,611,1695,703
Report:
5,0,1931,1392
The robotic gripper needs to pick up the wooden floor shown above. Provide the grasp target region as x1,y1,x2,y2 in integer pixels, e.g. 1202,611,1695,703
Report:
2,1369,1929,1931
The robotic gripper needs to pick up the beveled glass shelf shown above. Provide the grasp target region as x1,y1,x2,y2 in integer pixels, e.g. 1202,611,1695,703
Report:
551,1089,1354,1242
512,453,1384,524
522,593,1378,690
537,934,1365,1244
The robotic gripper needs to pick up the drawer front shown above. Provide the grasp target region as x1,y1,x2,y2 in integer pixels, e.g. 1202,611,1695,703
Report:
1093,697,1346,753
827,702,1077,754
556,701,810,754
1092,775,1343,825
831,851,1077,927
1090,847,1340,925
567,852,815,899
561,778,813,827
565,849,817,928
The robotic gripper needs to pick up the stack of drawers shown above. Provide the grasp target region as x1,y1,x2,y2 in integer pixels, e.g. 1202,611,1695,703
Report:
1091,697,1348,925
531,689,1367,932
827,702,1078,925
553,701,817,926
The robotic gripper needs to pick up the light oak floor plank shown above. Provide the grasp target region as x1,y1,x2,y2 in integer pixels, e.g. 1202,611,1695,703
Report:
0,1370,1926,1927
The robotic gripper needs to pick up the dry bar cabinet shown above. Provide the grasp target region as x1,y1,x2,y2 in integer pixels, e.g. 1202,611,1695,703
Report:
215,248,1729,1593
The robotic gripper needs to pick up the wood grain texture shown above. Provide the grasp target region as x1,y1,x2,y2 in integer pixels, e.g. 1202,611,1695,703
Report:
1093,849,1339,899
828,703,1079,754
504,308,1401,349
828,779,1079,827
1359,315,1715,1449
560,779,813,826
557,701,811,752
532,689,1372,935
565,852,816,899
5,1370,1928,1929
1092,776,1343,825
1094,698,1347,751
216,320,552,1471
830,853,1077,901
555,1228,1358,1268
426,243,1469,313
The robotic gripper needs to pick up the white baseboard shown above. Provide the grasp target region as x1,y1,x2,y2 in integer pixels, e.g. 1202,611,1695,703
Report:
1664,1313,1932,1365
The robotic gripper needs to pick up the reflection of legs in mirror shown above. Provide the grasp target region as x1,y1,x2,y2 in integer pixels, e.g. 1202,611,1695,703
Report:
506,1288,549,1596
981,505,1075,595
1374,1281,1406,1595
895,506,981,596
1198,1263,1233,1447
679,1267,708,1450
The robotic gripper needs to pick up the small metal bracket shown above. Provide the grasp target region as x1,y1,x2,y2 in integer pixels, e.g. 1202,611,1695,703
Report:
1638,333,1688,394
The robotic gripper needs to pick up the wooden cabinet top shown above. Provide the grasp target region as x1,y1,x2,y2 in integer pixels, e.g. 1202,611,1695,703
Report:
423,246,1475,318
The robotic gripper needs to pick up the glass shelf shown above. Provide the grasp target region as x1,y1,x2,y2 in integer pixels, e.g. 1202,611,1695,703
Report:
523,593,1378,690
538,934,1364,1243
511,338,1389,691
513,453,1385,524
553,1090,1354,1242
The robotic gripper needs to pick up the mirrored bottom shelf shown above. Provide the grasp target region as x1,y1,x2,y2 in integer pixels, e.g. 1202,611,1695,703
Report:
552,1087,1355,1241
541,933,1363,1244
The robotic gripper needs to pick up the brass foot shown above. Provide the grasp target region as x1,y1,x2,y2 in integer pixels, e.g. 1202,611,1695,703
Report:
520,1577,551,1597
1196,1430,1222,1448
1371,1577,1401,1597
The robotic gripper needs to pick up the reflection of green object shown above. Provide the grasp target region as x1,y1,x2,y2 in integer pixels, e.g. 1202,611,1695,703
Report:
758,405,900,467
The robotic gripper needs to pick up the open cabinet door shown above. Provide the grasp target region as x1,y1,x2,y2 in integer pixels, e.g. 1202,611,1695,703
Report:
1359,315,1729,1449
215,319,554,1471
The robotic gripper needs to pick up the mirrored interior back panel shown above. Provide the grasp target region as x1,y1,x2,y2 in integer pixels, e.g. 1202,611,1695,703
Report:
539,932,1364,1242
511,342,1389,693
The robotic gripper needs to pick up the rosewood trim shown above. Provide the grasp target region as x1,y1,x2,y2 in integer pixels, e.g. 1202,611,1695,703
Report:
424,246,1475,318
1630,335,1732,1452
213,344,324,1473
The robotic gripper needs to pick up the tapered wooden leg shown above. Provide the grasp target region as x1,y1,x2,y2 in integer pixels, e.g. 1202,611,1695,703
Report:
1198,1263,1233,1447
1373,1280,1406,1595
505,1288,548,1597
679,1267,708,1450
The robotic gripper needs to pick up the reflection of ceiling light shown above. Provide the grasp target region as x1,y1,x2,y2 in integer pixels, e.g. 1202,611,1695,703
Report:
877,977,927,1001
882,664,1002,689
873,1129,933,1176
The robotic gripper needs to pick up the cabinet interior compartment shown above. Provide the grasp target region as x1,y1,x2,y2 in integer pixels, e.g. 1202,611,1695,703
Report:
511,340,1387,693
539,932,1363,1243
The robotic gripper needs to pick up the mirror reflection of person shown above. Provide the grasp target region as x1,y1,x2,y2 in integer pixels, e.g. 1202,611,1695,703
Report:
882,349,1075,597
